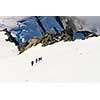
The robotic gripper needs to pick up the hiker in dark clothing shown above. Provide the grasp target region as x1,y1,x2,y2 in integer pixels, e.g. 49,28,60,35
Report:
31,61,34,66
35,58,38,63
39,57,42,61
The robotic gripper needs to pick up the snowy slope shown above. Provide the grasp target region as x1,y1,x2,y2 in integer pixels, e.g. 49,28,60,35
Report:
0,32,18,58
0,32,100,81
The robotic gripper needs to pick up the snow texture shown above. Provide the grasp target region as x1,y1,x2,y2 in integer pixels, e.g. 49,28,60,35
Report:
0,31,100,81
0,16,100,81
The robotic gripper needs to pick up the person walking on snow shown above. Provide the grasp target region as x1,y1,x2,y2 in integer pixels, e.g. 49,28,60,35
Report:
31,61,34,66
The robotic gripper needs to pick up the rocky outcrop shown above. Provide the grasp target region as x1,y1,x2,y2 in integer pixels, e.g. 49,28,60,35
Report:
4,29,19,46
3,16,99,54
19,37,40,54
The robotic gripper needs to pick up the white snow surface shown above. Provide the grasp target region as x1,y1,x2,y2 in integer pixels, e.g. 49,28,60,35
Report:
0,32,100,82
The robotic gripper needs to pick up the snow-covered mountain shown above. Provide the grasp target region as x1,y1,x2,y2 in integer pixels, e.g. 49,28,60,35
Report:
0,31,100,81
0,16,100,81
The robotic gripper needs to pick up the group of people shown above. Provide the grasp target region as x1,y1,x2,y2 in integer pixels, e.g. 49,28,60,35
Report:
31,57,42,66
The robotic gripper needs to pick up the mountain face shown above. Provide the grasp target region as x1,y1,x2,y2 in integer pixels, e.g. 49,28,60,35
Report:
9,16,63,44
0,17,100,81
0,16,100,32
0,16,99,53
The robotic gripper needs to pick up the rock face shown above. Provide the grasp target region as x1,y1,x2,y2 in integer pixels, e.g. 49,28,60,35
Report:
9,16,63,45
3,16,99,53
19,37,40,54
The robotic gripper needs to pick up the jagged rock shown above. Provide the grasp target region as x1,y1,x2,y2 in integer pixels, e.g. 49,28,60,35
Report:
47,28,57,35
4,29,19,46
19,37,40,54
40,33,55,47
3,16,100,54
86,33,98,38
60,32,72,41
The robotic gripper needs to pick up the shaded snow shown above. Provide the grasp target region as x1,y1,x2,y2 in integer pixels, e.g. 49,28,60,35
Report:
0,32,100,81
78,16,100,34
0,16,26,30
